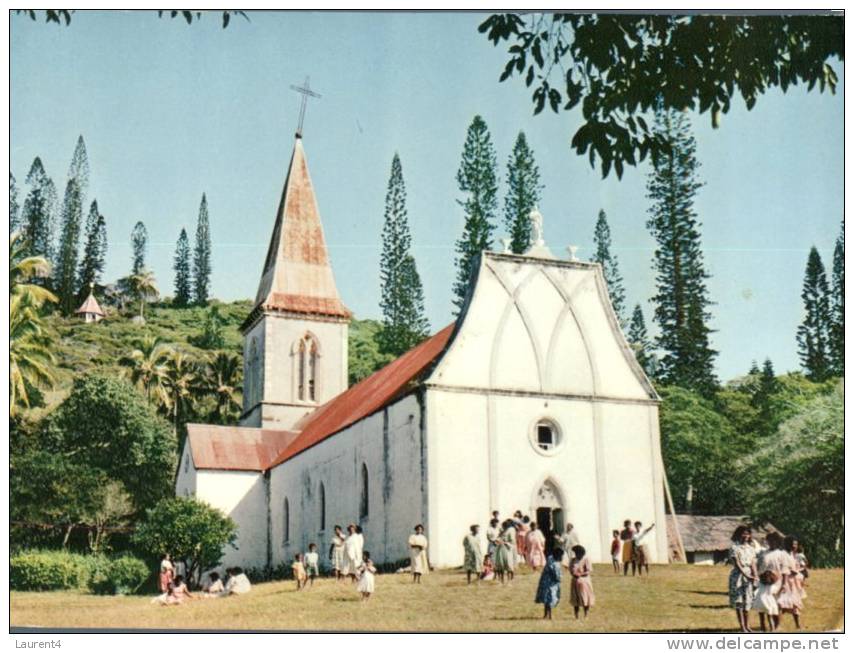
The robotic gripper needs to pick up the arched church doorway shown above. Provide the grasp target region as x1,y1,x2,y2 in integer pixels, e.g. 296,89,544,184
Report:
533,479,564,555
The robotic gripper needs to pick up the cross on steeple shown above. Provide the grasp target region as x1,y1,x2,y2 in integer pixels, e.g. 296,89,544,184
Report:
290,76,321,139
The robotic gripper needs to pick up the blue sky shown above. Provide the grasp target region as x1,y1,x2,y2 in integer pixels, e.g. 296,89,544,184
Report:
10,11,843,381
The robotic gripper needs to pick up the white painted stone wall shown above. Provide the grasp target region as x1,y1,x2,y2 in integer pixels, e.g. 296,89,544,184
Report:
269,393,425,569
242,312,348,430
174,440,197,498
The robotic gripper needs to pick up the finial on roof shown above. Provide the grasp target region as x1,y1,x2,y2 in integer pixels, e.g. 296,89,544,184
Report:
500,237,512,254
522,207,556,259
566,245,579,262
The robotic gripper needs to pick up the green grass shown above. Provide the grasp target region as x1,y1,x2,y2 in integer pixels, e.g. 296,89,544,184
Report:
10,565,843,632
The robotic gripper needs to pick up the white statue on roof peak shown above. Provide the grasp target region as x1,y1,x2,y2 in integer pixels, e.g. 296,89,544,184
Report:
522,206,556,259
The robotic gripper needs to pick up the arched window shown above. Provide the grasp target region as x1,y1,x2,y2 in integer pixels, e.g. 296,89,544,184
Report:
319,482,326,532
294,333,320,403
284,498,291,543
359,463,369,519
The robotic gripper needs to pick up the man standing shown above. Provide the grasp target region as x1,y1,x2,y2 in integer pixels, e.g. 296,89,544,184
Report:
408,524,429,583
463,524,483,584
633,521,655,576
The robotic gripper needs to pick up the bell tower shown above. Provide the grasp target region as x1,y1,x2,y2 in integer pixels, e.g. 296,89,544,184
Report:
240,135,350,429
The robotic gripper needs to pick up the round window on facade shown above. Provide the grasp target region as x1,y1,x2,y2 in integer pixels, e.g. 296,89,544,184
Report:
531,419,561,454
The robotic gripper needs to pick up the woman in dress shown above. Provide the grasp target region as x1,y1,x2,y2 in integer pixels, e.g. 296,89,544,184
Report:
569,545,595,619
752,532,792,632
408,524,429,583
514,513,529,563
493,519,517,584
778,536,804,629
728,525,758,633
525,522,547,570
159,553,174,594
534,548,563,620
463,525,483,585
620,519,636,576
343,524,360,582
329,525,347,581
356,551,376,601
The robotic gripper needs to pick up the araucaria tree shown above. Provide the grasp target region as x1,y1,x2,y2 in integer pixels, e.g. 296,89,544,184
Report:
646,107,718,396
454,115,498,312
378,153,430,356
10,173,20,233
592,209,626,325
627,303,655,378
503,131,542,254
193,194,212,306
173,228,192,307
829,222,843,376
796,247,832,382
76,200,107,299
131,221,148,275
55,179,84,314
21,157,58,265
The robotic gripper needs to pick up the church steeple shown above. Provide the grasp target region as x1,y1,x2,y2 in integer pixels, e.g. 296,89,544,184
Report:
249,137,351,322
240,137,350,430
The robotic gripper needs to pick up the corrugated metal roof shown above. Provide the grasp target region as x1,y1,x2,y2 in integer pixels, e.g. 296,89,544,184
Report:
187,424,300,471
267,322,456,468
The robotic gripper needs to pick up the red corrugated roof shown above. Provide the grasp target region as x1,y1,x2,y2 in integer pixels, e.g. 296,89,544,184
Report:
267,322,456,468
187,424,300,471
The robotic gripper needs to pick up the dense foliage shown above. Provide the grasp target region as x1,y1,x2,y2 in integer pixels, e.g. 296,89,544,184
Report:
133,497,237,584
77,200,107,301
479,13,843,178
10,550,92,591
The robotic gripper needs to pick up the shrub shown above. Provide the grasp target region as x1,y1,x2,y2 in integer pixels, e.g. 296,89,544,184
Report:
10,550,90,591
88,555,149,595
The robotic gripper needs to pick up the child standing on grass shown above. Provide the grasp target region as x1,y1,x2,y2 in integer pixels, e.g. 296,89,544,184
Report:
292,553,308,591
569,545,595,620
534,548,563,620
610,530,621,573
305,543,320,588
356,551,376,601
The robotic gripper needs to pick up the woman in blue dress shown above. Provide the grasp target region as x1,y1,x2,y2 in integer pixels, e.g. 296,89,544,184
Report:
534,548,563,620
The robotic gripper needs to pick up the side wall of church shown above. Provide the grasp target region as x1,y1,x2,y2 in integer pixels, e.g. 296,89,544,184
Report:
242,313,348,430
269,393,425,568
174,441,197,498
195,469,269,572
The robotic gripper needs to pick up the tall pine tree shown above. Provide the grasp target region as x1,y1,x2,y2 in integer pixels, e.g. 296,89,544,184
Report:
21,157,57,265
173,228,192,307
646,106,718,396
503,131,542,254
751,358,779,436
628,303,656,378
55,179,84,314
68,135,90,203
131,221,148,275
796,246,832,381
829,222,844,376
193,193,212,306
10,173,20,233
592,209,627,325
378,153,429,355
77,200,106,300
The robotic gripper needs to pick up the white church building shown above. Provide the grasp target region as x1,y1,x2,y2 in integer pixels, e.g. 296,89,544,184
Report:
175,134,669,572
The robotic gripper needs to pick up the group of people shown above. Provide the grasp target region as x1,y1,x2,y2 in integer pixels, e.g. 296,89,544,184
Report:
611,519,656,576
326,523,376,599
153,554,252,606
534,545,595,620
461,510,585,585
728,527,809,632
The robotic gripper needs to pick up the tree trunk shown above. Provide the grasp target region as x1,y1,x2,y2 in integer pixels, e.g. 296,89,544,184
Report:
62,524,73,548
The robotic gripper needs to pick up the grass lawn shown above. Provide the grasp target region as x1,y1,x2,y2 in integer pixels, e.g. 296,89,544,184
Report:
11,564,843,633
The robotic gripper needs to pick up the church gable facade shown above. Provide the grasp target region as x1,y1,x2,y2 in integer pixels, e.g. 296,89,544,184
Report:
175,136,668,573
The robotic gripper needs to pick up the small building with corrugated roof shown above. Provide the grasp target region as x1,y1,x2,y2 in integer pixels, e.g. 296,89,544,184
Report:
175,135,667,574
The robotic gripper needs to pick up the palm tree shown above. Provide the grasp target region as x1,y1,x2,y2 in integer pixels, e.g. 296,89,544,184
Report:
204,352,242,423
129,269,159,322
120,335,171,404
10,232,57,416
160,349,198,432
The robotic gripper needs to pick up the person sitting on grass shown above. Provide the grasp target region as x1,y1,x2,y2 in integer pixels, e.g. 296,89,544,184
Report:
569,545,595,620
292,553,308,591
202,571,224,596
356,551,377,601
480,553,495,581
223,567,252,595
534,548,563,620
305,543,320,588
152,575,195,606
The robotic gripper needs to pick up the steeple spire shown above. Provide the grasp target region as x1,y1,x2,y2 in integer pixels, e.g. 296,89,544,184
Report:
248,137,350,325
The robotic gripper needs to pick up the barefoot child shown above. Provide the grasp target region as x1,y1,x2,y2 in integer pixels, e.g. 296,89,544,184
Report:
305,543,320,588
570,545,595,619
356,551,376,601
534,548,563,620
610,530,621,573
292,553,307,591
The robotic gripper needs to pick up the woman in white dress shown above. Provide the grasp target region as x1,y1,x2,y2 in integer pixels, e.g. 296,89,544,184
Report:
356,551,377,600
329,525,347,581
408,524,429,583
343,524,360,581
752,532,792,632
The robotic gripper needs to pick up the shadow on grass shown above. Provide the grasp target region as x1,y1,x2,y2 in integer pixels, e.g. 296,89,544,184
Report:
677,590,728,596
636,628,736,633
686,604,729,610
